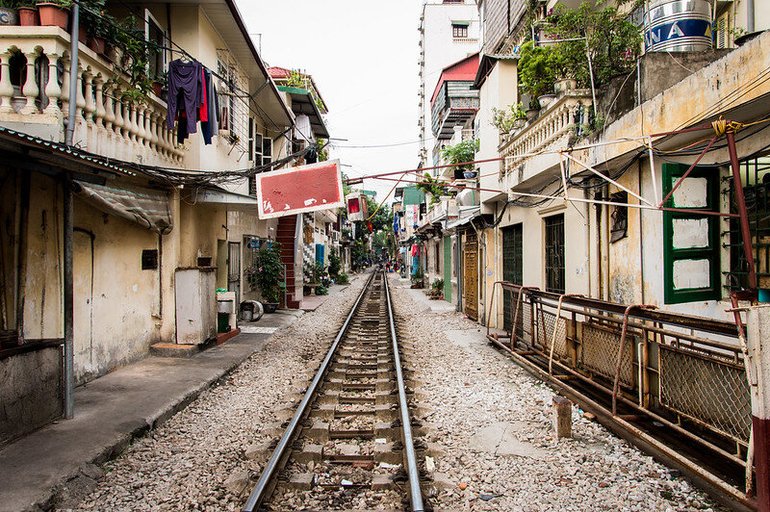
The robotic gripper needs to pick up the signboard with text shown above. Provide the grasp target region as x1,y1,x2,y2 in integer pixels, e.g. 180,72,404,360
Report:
256,160,344,220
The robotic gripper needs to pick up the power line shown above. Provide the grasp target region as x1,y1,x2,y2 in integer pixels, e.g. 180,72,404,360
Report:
73,0,310,146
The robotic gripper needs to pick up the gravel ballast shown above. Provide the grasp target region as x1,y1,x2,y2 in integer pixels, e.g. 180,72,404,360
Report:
71,277,368,512
390,276,724,512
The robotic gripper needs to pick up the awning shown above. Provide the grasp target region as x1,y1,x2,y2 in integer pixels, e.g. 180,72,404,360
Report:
74,181,173,235
191,187,258,210
277,86,330,139
445,207,481,232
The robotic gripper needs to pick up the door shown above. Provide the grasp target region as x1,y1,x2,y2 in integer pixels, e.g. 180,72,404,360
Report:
502,224,523,332
463,232,478,320
443,237,452,302
544,214,565,294
73,230,93,379
227,241,241,306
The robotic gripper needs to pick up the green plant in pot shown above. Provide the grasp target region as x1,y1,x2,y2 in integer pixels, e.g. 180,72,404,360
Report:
37,0,70,30
81,0,110,55
518,40,559,109
17,0,38,26
492,102,527,134
441,138,479,179
248,241,284,312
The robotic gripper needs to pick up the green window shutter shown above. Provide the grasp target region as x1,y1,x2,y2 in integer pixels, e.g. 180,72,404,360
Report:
662,163,721,304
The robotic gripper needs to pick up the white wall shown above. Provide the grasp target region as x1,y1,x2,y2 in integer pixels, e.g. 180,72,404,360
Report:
419,1,480,164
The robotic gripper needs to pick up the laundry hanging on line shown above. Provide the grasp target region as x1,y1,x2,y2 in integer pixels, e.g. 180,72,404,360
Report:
166,59,221,145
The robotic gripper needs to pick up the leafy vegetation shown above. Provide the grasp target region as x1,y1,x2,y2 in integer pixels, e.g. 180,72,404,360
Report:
491,103,527,133
247,242,284,304
440,138,479,172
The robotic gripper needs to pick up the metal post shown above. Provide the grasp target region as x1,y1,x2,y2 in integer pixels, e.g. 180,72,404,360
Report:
585,39,598,115
63,178,74,419
64,1,79,147
726,131,758,292
746,306,770,512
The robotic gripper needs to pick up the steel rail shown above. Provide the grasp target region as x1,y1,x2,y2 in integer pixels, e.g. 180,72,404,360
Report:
242,272,376,512
383,273,425,511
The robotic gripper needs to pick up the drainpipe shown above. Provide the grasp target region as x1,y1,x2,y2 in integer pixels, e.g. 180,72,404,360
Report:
63,177,74,419
16,170,30,344
64,1,79,147
747,0,755,34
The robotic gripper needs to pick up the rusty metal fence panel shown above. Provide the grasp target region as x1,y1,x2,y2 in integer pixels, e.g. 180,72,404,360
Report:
580,322,636,389
491,282,749,455
659,345,752,443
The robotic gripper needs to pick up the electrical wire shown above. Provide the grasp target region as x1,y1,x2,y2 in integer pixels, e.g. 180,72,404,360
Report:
73,0,311,146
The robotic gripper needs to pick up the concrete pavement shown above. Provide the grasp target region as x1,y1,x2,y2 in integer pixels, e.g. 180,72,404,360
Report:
0,309,302,512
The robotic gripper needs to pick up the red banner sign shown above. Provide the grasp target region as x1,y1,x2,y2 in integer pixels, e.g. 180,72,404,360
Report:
256,160,344,220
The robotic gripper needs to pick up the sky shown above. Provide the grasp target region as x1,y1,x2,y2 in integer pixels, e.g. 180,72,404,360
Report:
237,0,424,204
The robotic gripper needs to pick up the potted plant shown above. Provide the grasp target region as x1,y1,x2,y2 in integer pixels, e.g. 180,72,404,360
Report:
36,0,70,30
17,1,37,26
248,241,284,313
440,138,479,179
151,70,167,98
491,102,527,134
83,0,109,56
518,40,557,109
0,1,19,26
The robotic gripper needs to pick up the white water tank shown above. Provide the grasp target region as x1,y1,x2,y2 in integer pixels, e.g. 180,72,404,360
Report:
644,0,712,52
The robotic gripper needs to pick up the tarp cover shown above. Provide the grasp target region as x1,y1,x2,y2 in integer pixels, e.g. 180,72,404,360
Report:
74,181,173,234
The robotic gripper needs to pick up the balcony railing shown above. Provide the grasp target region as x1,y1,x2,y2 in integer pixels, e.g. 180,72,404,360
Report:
427,198,458,224
0,26,184,166
498,91,592,177
431,80,479,140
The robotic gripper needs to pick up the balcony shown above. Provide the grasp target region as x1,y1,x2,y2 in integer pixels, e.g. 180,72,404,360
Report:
0,26,184,166
498,90,592,187
427,198,458,224
431,80,479,140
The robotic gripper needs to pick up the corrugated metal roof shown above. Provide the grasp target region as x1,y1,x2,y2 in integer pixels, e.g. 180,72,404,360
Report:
0,126,137,176
402,186,425,205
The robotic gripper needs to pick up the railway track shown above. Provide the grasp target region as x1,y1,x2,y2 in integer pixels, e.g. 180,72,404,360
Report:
242,272,426,512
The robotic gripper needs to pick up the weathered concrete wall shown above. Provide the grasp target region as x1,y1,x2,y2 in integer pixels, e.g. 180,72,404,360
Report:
479,60,518,213
72,196,162,384
23,172,64,340
0,346,62,445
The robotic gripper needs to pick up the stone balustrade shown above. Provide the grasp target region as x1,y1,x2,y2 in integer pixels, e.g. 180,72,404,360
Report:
0,26,184,166
498,91,592,178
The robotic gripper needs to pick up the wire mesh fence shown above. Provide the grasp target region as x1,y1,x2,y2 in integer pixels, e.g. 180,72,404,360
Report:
490,282,749,461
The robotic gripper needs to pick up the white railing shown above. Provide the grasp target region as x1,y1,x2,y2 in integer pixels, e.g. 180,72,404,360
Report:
0,26,184,166
498,91,592,176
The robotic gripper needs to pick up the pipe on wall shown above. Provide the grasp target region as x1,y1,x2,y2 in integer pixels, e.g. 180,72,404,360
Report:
63,177,74,419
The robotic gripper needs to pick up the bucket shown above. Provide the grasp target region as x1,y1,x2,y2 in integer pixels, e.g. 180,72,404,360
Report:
644,0,712,52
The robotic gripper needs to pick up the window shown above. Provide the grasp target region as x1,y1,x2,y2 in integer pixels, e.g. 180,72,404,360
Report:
262,137,273,168
452,23,469,38
728,156,770,291
248,118,254,162
141,249,158,270
663,163,721,304
502,224,523,333
434,242,440,273
544,214,565,294
610,191,628,243
145,10,166,81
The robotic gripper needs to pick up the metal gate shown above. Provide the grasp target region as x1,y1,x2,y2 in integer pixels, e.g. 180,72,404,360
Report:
463,232,478,320
502,224,523,332
228,241,241,305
